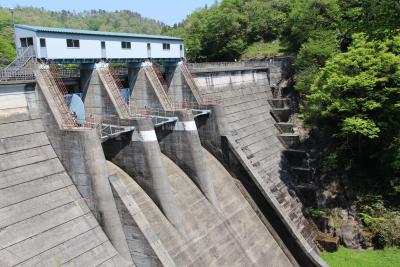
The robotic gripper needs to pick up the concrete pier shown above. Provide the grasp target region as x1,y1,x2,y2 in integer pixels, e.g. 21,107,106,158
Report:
82,65,119,119
157,109,219,208
102,118,185,233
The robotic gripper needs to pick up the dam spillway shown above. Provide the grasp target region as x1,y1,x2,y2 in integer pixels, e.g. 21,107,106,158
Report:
0,34,327,266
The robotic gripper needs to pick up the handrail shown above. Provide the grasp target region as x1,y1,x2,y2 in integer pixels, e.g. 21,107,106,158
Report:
36,64,94,129
96,64,131,118
181,62,222,105
152,63,168,89
5,46,35,71
0,69,35,81
37,65,78,128
143,64,174,111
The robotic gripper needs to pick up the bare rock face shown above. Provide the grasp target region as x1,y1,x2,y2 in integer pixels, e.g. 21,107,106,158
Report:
339,223,366,249
316,233,339,252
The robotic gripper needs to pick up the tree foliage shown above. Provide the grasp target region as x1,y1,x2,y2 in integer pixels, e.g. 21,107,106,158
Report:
163,0,290,61
304,34,400,193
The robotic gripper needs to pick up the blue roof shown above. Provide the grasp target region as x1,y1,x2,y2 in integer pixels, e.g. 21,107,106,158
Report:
15,24,183,41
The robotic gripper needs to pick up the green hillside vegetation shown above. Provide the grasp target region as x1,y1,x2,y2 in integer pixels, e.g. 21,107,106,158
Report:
241,40,285,60
0,7,165,66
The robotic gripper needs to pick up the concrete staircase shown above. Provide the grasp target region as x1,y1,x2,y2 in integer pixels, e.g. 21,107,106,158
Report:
34,65,80,129
270,87,317,206
96,64,131,118
180,62,221,106
0,93,131,267
143,64,174,111
180,62,204,105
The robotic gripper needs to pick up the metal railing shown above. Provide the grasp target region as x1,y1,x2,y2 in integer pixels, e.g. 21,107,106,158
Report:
36,64,94,129
0,69,35,81
57,66,80,78
186,59,277,71
6,47,36,70
152,63,168,89
143,64,174,111
0,47,37,81
96,64,131,118
180,62,222,105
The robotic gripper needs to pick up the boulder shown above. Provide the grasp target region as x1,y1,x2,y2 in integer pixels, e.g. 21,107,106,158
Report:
339,223,365,249
316,233,339,252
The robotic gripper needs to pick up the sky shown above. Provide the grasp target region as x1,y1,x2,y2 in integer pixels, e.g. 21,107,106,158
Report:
0,0,216,25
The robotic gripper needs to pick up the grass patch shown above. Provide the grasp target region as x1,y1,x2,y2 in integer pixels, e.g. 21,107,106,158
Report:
241,40,285,60
321,247,400,267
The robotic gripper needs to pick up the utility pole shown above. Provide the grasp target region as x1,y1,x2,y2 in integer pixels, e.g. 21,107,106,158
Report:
10,8,16,47
10,8,14,25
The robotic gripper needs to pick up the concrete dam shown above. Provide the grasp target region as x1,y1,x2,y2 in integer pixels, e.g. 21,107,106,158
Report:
0,59,328,266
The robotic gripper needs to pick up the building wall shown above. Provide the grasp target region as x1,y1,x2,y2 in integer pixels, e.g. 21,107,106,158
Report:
14,27,38,51
14,27,184,60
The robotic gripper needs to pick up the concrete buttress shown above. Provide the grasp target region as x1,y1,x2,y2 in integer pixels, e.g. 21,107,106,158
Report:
157,109,219,208
102,118,185,234
80,129,133,263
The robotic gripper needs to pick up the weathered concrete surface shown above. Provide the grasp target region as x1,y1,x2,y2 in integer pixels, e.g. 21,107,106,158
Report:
130,64,172,111
166,63,198,104
156,109,219,208
191,62,327,267
0,59,325,266
203,148,297,266
36,78,133,263
109,152,294,266
0,88,132,266
102,118,185,234
82,66,120,120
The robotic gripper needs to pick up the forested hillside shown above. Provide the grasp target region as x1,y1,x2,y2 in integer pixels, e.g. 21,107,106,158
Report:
0,7,165,66
164,0,400,251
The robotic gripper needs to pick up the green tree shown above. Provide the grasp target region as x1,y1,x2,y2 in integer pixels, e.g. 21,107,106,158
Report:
0,35,15,66
285,0,341,52
304,34,400,194
294,30,339,93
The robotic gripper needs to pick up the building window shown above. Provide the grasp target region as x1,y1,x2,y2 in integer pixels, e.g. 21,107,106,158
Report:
163,43,171,50
40,38,46,48
66,39,80,48
180,44,183,51
121,41,131,49
101,41,106,49
20,37,33,47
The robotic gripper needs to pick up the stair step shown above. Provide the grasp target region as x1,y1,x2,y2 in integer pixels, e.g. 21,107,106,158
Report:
275,122,294,134
271,108,291,122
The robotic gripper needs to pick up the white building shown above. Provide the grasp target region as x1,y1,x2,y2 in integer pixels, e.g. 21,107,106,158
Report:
14,24,184,63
